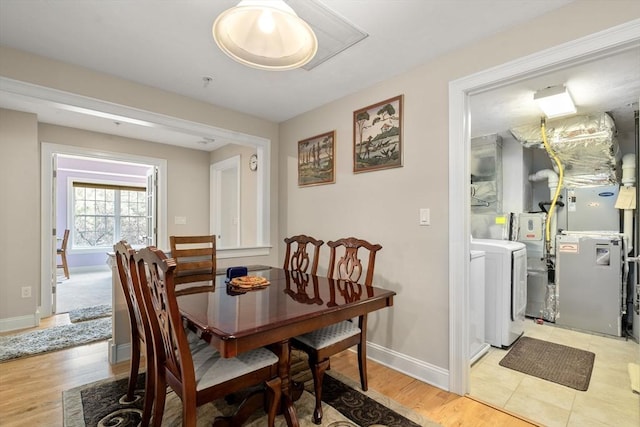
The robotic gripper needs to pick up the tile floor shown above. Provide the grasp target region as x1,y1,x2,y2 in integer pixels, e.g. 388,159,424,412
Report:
470,320,640,427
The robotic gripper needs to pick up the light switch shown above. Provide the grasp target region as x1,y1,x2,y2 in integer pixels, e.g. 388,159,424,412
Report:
419,208,430,226
174,216,187,225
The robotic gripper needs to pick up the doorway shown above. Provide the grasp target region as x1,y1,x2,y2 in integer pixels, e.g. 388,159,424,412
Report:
448,21,640,395
52,154,156,314
40,143,168,318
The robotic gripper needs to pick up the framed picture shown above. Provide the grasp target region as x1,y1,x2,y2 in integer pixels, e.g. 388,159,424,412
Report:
353,94,403,173
298,130,336,187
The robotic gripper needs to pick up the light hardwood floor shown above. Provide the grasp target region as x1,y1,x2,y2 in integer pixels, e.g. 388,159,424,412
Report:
0,314,536,426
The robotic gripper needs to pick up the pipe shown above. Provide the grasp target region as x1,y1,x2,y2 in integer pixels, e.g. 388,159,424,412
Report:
622,152,636,254
539,118,565,260
529,169,559,254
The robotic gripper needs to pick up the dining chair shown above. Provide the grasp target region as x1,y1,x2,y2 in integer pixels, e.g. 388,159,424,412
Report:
283,234,324,275
113,240,156,425
292,236,382,424
134,246,281,427
169,235,217,284
57,229,70,279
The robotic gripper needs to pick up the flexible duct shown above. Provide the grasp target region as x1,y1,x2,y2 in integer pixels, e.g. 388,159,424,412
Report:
622,153,636,254
529,169,559,254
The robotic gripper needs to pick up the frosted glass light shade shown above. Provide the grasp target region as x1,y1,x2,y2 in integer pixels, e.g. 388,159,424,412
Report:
213,0,318,71
534,85,577,119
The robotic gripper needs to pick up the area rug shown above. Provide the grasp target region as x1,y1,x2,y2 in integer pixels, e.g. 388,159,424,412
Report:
0,317,112,362
63,353,438,427
68,304,112,323
499,336,595,391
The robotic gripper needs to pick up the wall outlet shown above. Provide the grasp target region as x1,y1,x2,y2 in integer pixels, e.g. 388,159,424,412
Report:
21,286,32,298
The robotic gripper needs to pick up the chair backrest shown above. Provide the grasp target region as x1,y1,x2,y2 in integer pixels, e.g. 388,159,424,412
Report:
283,234,324,275
135,246,195,388
169,235,216,283
327,237,382,286
60,229,70,251
114,240,147,343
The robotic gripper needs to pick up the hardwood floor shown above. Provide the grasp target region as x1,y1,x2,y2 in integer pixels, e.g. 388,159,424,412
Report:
0,315,537,426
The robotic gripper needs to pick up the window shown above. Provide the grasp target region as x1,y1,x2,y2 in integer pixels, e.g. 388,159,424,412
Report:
72,182,148,249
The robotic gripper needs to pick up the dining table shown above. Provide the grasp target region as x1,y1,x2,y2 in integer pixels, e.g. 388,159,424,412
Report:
176,267,396,427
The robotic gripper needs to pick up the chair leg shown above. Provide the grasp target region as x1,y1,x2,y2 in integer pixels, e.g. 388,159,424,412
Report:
357,341,368,391
265,377,282,427
141,348,155,426
62,253,69,279
151,373,166,427
310,356,330,425
125,339,141,402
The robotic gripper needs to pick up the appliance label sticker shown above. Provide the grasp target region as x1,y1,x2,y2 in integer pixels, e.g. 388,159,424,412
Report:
558,243,579,253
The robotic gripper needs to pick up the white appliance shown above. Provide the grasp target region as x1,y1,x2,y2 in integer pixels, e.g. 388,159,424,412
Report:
470,238,527,348
470,250,489,363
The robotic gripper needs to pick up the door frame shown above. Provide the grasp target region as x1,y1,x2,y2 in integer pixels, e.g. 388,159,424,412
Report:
448,20,640,394
40,142,167,317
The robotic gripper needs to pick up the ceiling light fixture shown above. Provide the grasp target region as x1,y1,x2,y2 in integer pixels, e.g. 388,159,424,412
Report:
212,0,318,71
533,85,577,119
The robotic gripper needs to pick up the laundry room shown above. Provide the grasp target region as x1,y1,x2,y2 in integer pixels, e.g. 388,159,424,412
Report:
466,45,639,424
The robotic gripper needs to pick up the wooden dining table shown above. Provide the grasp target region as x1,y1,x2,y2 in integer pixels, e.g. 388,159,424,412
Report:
176,267,396,427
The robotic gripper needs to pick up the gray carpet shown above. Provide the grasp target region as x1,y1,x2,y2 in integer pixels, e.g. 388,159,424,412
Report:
68,304,112,323
499,336,595,391
0,317,112,362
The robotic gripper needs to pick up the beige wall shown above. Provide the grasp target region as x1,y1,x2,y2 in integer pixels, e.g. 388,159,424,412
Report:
279,1,640,371
0,109,40,320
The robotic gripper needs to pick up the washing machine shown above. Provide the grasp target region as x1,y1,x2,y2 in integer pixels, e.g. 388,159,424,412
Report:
470,238,527,348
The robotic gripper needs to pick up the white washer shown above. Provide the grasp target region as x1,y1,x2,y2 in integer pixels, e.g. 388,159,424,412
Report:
470,238,527,348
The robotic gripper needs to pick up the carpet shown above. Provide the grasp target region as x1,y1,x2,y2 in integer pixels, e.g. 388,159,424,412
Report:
499,336,595,391
0,317,112,362
68,304,112,323
63,353,439,427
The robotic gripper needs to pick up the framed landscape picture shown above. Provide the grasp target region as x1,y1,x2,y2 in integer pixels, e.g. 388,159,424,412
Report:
353,94,403,173
298,130,336,187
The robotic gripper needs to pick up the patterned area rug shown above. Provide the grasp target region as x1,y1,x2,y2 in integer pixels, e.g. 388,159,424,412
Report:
68,304,112,323
63,352,439,426
0,317,112,362
499,336,595,391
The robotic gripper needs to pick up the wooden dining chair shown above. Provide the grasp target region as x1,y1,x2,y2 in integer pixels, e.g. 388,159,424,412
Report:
292,236,382,424
113,240,156,425
57,229,70,279
283,234,324,275
169,235,217,284
134,246,281,427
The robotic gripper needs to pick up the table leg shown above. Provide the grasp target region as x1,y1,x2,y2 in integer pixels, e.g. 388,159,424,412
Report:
272,339,299,427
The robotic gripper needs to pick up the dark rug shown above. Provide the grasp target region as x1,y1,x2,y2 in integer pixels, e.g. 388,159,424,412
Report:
499,336,595,391
62,352,438,426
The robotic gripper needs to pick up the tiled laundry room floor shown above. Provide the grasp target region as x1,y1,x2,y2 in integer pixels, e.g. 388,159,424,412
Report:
470,320,639,427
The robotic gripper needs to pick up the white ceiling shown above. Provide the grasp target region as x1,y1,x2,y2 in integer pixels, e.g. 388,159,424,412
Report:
0,0,638,151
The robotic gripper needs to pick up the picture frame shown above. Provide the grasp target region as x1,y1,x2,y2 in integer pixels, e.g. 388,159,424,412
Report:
298,130,336,187
353,94,403,173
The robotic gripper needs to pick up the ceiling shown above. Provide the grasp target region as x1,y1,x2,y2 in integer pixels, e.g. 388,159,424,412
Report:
0,0,638,151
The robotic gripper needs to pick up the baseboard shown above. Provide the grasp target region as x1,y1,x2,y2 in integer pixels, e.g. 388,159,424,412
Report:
108,339,132,364
0,311,41,333
366,341,450,391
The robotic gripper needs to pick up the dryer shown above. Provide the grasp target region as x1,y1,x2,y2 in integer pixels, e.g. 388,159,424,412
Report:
470,238,527,348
